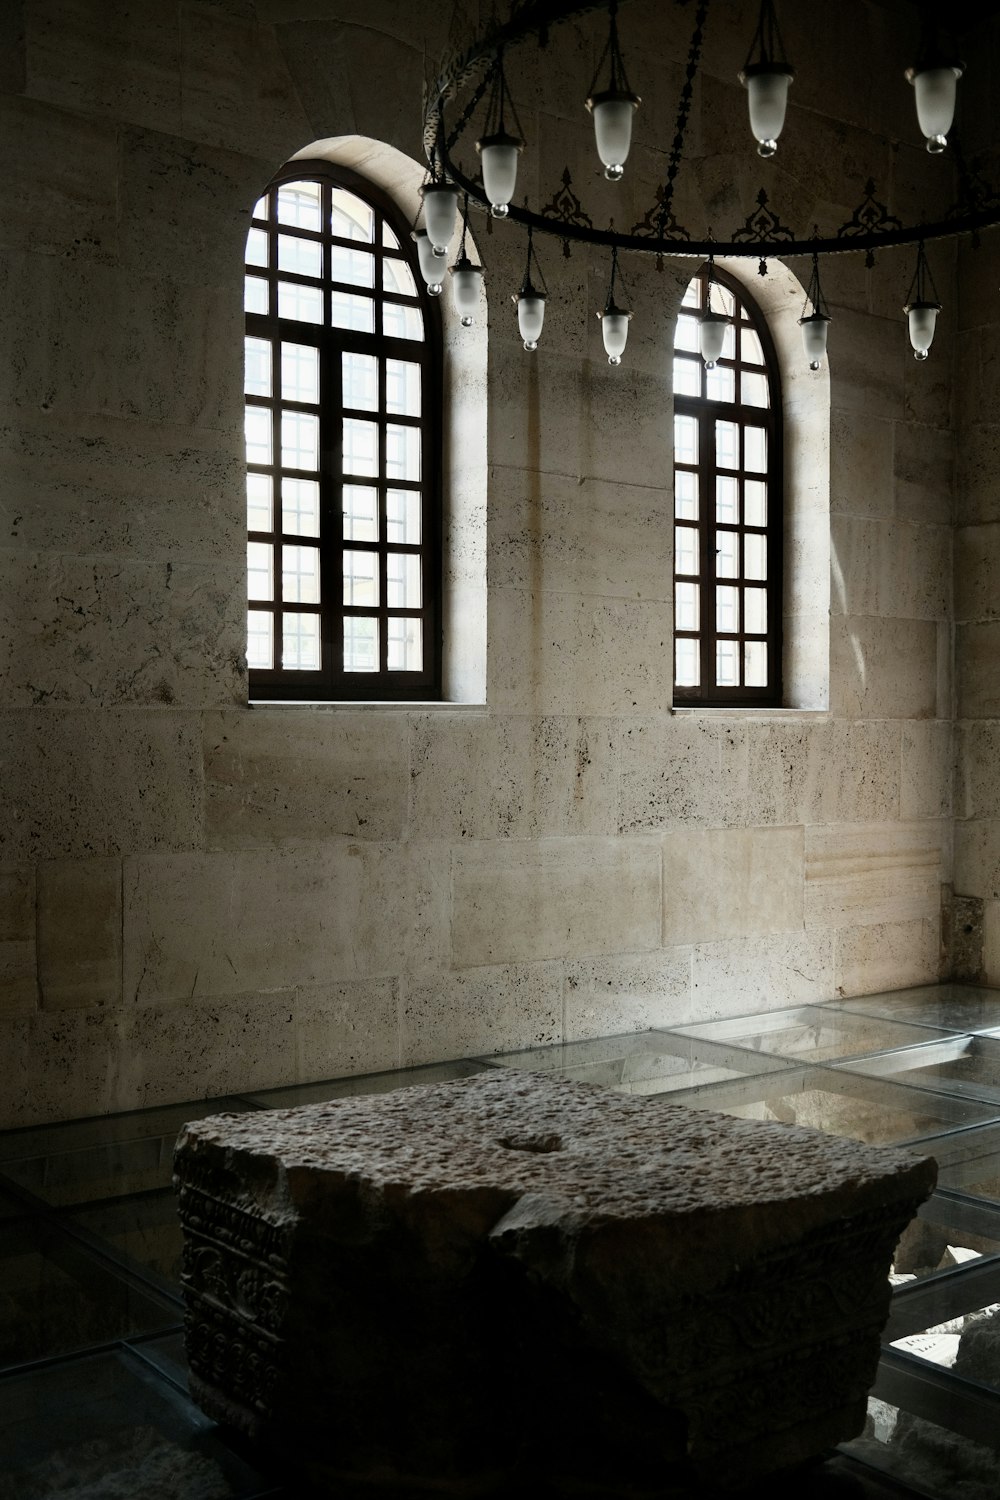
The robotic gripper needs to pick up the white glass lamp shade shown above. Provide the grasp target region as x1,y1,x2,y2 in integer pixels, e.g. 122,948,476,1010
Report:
599,303,632,364
905,299,941,360
907,64,963,152
699,308,729,368
515,291,546,350
799,310,831,370
586,89,640,181
739,64,794,157
413,230,445,296
476,130,523,217
420,182,459,255
451,257,483,327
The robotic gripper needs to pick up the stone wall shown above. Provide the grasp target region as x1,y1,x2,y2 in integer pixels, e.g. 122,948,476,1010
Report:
0,0,963,1126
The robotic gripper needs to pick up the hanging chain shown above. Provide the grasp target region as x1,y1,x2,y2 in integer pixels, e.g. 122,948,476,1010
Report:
657,0,710,241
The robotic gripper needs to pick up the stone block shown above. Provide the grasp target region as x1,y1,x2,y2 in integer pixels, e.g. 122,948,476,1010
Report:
901,720,952,822
399,963,563,1067
203,708,409,845
295,978,400,1082
829,517,950,620
893,422,954,526
0,96,118,262
834,918,941,998
0,709,204,862
0,1008,125,1128
829,410,894,519
805,822,942,931
562,951,693,1041
174,1072,935,1493
956,621,1000,718
0,552,245,709
617,715,749,833
37,858,122,1009
661,826,804,946
746,720,900,827
829,311,906,420
982,899,1000,986
955,722,1000,820
450,839,661,968
953,818,1000,901
122,993,297,1108
955,523,1000,623
488,587,673,717
957,422,1000,526
830,615,938,719
691,930,835,1020
408,711,617,843
0,866,37,1014
903,327,954,428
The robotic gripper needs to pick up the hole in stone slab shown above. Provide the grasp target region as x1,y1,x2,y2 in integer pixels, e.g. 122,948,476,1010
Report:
964,924,975,935
498,1133,563,1154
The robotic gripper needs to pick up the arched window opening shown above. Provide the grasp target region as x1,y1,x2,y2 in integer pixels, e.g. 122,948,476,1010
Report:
244,161,442,701
672,266,783,706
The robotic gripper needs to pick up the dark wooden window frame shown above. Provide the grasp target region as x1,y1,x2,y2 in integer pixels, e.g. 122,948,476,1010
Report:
246,160,443,702
672,265,783,707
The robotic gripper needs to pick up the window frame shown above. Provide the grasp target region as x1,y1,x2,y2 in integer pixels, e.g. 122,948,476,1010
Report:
245,160,443,703
672,265,784,708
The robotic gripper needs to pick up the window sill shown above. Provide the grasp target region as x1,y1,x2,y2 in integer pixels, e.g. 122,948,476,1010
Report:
670,705,829,719
248,699,488,712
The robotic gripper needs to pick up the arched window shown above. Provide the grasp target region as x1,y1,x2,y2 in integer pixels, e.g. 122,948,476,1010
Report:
244,162,442,701
672,267,783,706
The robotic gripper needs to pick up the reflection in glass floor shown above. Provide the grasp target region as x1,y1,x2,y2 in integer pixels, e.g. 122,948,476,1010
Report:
2,985,1000,1498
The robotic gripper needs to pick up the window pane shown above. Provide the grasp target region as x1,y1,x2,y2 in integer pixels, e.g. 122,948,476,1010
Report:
675,525,698,575
282,611,321,670
278,281,323,324
387,551,421,609
716,639,739,687
715,420,738,468
705,363,735,403
343,418,378,477
742,370,769,408
741,327,764,365
386,424,420,481
744,586,767,634
247,609,273,669
331,290,375,333
719,323,736,360
674,315,700,352
387,616,422,671
344,485,378,541
246,228,268,267
744,479,767,527
278,234,322,278
345,616,378,672
331,189,374,243
716,475,738,524
744,425,768,472
675,581,699,630
681,278,701,309
387,489,420,544
386,359,421,417
383,302,423,340
281,342,320,404
282,543,320,604
247,541,273,601
673,357,700,397
244,275,268,314
675,637,699,687
745,639,768,687
330,244,374,288
674,413,699,465
277,181,321,231
244,337,271,396
716,530,738,578
281,410,319,471
744,532,767,581
714,284,736,317
282,478,320,537
342,351,378,411
245,406,272,465
716,585,739,633
253,195,269,221
383,221,400,250
344,549,378,606
383,258,418,297
674,470,698,520
247,473,272,532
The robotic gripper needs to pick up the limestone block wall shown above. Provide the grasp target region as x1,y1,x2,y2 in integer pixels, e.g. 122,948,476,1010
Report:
0,0,960,1127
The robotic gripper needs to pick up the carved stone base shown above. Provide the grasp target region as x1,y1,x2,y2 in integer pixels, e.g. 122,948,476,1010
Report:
173,1071,935,1495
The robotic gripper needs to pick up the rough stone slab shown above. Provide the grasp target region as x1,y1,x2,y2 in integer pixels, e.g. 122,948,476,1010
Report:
175,1071,935,1495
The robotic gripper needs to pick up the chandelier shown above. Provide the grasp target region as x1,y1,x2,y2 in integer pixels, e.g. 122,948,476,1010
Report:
413,0,999,369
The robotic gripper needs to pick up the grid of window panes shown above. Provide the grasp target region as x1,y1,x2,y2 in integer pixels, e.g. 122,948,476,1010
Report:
245,168,439,699
672,269,782,705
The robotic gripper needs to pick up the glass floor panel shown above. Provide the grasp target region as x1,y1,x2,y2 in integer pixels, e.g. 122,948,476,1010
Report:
669,1005,961,1062
475,1029,796,1095
843,1391,1000,1500
241,1056,490,1108
0,1216,180,1369
0,1096,255,1164
833,1035,1000,1108
67,1188,184,1293
897,1192,1000,1286
825,983,1000,1035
